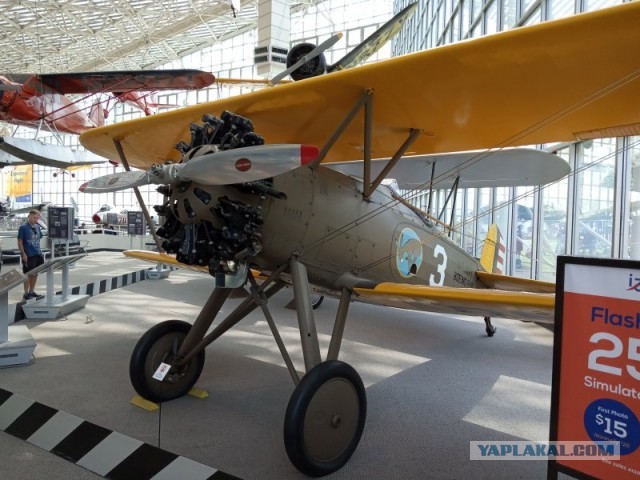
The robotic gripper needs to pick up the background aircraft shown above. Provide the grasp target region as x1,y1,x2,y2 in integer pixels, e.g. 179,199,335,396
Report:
91,204,157,228
78,2,640,477
0,69,215,135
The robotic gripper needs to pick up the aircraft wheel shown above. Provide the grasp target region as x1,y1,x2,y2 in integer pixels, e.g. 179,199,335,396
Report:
130,320,205,403
284,360,366,477
311,294,324,310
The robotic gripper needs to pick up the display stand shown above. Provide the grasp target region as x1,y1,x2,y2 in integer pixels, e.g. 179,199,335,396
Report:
145,263,171,280
0,269,37,367
21,254,90,320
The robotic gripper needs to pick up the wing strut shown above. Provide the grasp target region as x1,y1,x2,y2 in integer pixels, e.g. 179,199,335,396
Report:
326,288,352,361
438,175,460,237
310,90,372,168
365,128,421,198
311,89,422,199
113,138,163,251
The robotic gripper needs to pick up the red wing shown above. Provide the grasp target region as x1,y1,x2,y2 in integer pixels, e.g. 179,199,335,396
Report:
23,69,215,94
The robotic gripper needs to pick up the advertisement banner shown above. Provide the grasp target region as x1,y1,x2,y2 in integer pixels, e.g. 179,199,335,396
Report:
4,165,32,198
550,257,640,479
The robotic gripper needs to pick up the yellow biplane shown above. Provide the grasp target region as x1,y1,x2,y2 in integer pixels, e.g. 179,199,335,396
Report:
79,3,640,476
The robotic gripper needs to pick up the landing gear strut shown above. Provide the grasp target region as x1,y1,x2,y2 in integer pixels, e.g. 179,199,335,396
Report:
128,258,364,475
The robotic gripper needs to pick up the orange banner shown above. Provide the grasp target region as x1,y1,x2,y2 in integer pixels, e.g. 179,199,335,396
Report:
552,259,640,479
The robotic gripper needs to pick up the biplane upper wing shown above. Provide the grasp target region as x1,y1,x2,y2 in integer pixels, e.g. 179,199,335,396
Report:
80,2,640,169
16,69,215,95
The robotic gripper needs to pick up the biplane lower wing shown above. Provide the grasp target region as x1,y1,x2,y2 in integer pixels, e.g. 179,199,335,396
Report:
353,281,555,323
80,2,640,170
124,250,554,323
123,250,209,274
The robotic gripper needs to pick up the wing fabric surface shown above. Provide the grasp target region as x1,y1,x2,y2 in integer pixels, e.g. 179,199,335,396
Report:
24,70,215,95
329,148,570,189
354,282,555,323
81,3,640,170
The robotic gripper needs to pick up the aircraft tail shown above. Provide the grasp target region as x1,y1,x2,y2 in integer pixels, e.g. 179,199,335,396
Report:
479,224,506,274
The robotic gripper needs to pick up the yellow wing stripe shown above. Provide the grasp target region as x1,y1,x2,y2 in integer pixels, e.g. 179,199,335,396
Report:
355,282,554,309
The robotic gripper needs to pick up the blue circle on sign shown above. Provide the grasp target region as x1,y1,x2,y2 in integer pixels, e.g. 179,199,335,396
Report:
584,398,640,455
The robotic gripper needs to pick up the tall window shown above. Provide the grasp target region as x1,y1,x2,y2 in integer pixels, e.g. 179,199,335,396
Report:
574,139,616,257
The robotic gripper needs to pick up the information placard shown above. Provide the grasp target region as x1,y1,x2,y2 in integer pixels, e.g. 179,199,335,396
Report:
47,206,74,240
127,211,146,236
550,257,640,479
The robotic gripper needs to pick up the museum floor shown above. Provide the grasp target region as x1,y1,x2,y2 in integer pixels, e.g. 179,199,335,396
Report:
0,251,557,479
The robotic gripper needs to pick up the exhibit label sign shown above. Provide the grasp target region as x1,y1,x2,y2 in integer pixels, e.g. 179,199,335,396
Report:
550,257,640,479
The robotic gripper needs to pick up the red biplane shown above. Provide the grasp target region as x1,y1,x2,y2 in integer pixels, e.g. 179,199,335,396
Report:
0,69,215,136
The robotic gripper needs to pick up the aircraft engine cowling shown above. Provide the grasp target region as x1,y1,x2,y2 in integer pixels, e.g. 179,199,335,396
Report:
286,43,326,81
151,111,288,277
154,179,271,277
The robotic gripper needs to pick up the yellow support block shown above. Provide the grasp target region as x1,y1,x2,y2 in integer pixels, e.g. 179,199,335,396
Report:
130,395,159,411
188,388,209,399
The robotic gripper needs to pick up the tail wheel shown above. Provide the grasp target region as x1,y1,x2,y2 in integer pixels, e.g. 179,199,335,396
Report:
284,360,366,476
129,320,205,402
311,294,324,310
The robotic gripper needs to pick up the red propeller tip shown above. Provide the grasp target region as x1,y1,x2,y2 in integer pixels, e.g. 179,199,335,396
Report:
300,145,320,165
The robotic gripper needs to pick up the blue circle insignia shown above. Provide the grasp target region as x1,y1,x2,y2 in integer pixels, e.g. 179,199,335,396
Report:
397,228,423,278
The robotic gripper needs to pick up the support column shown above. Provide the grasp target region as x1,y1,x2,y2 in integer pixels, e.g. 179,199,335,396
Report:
254,0,290,78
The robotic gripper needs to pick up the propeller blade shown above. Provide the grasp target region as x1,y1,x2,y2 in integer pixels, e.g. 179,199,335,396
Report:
80,144,319,193
80,170,150,193
174,144,319,185
269,33,343,86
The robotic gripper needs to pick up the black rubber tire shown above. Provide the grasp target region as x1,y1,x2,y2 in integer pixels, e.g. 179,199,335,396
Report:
311,294,324,310
284,360,366,477
129,320,205,403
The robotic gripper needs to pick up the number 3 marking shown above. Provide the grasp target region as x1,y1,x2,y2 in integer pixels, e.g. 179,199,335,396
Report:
429,244,447,286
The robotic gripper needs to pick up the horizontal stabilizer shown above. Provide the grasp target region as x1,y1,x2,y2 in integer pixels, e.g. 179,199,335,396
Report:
329,148,570,189
0,137,109,168
475,271,556,293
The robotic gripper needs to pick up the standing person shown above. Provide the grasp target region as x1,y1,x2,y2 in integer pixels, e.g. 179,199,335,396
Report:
18,209,44,300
